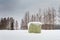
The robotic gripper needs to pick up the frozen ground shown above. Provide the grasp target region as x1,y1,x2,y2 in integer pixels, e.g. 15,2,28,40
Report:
0,30,60,40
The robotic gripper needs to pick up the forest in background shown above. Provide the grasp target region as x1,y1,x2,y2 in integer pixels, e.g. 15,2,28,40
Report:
0,17,19,30
0,7,60,30
21,7,60,30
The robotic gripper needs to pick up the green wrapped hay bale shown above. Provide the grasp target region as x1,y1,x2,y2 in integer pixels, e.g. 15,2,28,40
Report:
28,22,42,33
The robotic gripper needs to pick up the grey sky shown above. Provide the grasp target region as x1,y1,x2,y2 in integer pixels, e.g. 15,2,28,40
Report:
0,0,60,27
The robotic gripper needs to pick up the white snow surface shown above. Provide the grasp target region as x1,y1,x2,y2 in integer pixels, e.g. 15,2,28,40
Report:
0,30,60,40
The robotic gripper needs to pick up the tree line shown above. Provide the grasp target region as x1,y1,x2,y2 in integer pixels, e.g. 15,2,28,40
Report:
21,7,60,30
0,7,60,30
0,17,18,30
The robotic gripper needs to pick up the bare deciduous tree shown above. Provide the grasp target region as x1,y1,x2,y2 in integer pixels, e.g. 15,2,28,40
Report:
21,11,30,30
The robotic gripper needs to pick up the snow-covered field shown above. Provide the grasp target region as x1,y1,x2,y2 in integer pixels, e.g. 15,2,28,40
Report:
0,30,60,40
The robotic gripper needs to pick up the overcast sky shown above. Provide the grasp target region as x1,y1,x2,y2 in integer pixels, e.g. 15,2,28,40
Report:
0,0,60,27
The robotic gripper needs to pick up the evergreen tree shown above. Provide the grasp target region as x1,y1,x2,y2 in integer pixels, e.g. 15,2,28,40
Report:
15,20,18,30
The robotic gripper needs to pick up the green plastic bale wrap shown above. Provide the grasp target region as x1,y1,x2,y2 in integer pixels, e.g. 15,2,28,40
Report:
28,23,41,33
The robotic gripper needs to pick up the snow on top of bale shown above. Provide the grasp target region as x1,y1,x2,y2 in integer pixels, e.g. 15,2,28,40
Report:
28,22,43,29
